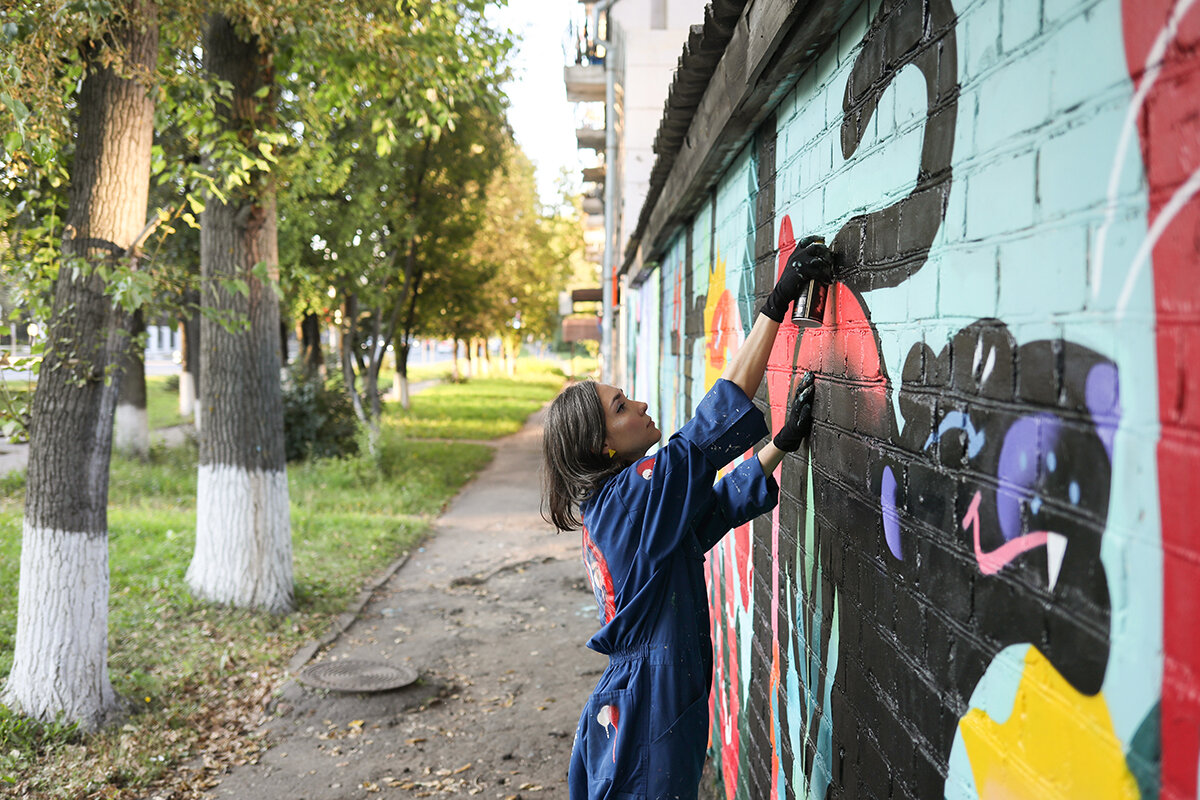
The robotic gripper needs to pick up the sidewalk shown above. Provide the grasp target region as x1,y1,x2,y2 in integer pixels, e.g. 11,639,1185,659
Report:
203,405,607,799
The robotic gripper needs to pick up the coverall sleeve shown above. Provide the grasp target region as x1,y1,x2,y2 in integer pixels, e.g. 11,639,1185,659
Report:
629,379,770,562
674,379,770,469
695,457,779,552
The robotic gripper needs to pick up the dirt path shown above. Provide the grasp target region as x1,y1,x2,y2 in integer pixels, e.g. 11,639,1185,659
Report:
204,405,608,799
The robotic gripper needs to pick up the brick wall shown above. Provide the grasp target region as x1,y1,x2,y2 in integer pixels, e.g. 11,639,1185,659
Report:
622,0,1200,797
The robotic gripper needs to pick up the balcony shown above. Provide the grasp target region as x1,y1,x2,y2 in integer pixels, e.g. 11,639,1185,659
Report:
576,126,605,151
582,165,605,183
564,64,606,103
562,316,601,343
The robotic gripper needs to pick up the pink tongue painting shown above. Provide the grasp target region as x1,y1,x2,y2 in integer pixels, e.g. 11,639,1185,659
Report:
964,490,1067,590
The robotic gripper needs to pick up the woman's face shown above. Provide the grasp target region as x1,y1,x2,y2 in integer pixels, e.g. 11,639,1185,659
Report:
596,384,660,461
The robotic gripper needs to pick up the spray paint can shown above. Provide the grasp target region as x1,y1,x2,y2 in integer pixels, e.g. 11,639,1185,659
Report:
791,236,828,328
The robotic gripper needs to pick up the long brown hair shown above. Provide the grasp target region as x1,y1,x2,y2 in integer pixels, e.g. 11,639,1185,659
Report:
541,380,626,531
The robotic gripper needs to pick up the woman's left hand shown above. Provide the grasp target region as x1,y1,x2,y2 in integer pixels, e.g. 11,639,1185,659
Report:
773,371,816,452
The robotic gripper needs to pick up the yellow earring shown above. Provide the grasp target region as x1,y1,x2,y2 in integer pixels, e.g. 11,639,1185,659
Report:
607,448,617,458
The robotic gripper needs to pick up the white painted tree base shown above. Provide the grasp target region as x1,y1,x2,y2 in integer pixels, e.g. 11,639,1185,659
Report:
188,464,294,613
113,404,148,457
179,372,196,419
2,524,117,730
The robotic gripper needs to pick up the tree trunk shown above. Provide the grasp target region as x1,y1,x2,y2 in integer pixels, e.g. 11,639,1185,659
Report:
365,306,383,421
114,308,148,458
187,15,293,614
470,335,484,376
340,323,367,424
451,339,462,382
2,5,157,730
180,294,200,424
279,317,289,368
394,340,410,410
505,338,517,377
300,312,322,375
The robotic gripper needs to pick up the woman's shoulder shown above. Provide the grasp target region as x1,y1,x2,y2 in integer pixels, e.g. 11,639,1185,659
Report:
584,455,658,515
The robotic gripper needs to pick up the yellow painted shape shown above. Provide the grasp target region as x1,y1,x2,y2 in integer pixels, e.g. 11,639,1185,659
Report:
959,648,1138,800
703,249,740,390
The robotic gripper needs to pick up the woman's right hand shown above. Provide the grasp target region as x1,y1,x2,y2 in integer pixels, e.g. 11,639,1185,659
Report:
759,237,834,322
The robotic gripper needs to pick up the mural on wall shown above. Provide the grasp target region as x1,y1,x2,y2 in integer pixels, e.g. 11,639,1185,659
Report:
630,0,1187,796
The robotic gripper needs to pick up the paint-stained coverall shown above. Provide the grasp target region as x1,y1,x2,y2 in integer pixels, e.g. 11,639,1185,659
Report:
569,378,778,799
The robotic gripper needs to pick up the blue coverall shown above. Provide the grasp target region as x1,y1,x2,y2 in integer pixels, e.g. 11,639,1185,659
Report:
569,379,779,799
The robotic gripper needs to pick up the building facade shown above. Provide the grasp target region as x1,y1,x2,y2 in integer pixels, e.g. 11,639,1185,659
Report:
621,0,1199,797
564,0,710,381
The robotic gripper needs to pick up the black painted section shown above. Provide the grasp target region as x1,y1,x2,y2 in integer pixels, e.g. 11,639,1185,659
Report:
832,0,958,293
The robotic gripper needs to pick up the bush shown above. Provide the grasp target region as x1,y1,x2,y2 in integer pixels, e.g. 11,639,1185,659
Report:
281,367,360,461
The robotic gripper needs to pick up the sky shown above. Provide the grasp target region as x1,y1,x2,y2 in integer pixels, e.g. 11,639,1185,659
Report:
489,0,585,207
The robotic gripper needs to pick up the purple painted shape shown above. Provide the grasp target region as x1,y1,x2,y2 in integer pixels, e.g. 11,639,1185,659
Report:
881,465,902,559
997,413,1062,542
1086,363,1121,462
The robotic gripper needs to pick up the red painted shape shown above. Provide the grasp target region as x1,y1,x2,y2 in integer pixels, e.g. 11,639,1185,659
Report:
1119,2,1200,797
795,283,891,438
707,290,737,370
582,526,617,625
721,535,742,794
735,519,752,612
709,547,741,798
638,455,656,481
609,705,620,763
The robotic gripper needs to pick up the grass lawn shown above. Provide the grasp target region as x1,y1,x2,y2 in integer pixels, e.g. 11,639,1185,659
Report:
146,374,187,430
0,358,565,799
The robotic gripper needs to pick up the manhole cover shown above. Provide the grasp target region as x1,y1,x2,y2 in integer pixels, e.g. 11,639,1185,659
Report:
297,659,418,692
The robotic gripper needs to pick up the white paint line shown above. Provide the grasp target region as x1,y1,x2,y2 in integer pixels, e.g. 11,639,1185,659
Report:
1117,165,1200,318
1091,0,1197,301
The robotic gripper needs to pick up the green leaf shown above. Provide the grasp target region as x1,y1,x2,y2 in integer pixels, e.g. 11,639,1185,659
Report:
3,94,29,124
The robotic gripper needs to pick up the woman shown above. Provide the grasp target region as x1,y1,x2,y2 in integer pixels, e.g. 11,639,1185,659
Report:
542,237,833,799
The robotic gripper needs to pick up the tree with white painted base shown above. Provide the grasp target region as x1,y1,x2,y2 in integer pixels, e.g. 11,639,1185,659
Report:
185,14,293,614
2,3,158,730
114,309,149,458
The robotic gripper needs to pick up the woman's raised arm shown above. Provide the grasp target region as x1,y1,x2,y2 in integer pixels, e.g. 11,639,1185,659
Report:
721,314,782,400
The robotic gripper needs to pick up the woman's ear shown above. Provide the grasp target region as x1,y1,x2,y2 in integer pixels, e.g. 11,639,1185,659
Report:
603,443,617,459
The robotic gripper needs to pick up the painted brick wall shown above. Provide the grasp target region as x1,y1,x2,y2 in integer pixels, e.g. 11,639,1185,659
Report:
621,0,1200,797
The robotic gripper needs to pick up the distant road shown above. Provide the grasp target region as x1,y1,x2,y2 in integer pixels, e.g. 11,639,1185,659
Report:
0,357,180,382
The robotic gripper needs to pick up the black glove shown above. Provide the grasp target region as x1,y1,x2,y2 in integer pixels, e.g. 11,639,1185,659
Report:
759,236,835,322
773,371,815,452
